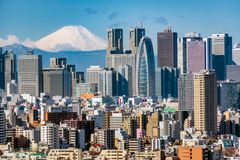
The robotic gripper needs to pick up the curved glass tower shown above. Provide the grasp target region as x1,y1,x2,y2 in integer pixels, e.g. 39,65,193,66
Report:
136,36,155,97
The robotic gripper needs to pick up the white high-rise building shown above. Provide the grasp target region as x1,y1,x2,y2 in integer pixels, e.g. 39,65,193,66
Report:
6,80,18,96
233,43,240,65
41,123,59,148
98,68,117,96
110,112,123,129
86,65,103,84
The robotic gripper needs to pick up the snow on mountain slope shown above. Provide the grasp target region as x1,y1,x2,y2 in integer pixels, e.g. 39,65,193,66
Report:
34,25,106,52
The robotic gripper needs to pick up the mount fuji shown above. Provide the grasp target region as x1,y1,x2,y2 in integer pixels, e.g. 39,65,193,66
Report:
34,25,106,52
1,25,107,70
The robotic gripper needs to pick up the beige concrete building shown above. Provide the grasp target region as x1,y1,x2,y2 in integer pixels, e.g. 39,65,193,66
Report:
86,65,102,84
96,150,127,160
193,70,217,134
146,112,159,138
128,138,144,153
47,148,82,160
135,150,165,160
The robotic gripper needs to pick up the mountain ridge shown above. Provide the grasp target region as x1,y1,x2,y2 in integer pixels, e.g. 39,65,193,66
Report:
0,25,106,52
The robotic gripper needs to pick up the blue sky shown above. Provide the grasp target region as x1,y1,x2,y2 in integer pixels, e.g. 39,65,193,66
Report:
0,0,239,49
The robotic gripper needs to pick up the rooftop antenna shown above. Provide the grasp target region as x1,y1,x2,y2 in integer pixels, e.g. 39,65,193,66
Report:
140,21,143,28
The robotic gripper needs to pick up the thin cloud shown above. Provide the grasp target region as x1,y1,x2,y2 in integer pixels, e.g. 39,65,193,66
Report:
109,22,125,28
140,14,148,21
84,8,98,15
154,16,168,25
179,15,186,19
0,35,34,47
109,11,119,20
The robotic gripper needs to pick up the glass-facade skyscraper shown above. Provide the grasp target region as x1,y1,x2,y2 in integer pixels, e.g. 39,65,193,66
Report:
136,37,155,97
18,51,42,97
155,67,179,99
129,27,145,55
211,34,232,80
157,28,177,68
0,49,17,91
3,51,16,91
107,28,123,54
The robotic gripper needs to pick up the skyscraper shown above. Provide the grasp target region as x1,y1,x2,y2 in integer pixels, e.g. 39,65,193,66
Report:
157,28,177,68
226,65,240,82
76,72,85,83
3,50,16,91
203,37,212,70
86,65,103,84
106,52,136,96
129,27,145,54
177,38,187,74
42,68,72,97
217,80,239,112
50,58,67,68
0,48,4,90
7,80,18,96
193,70,217,134
107,28,123,54
211,34,232,80
178,73,194,112
106,28,144,96
0,50,17,92
232,43,240,65
117,65,132,97
0,100,6,144
136,37,155,97
155,67,179,99
98,68,117,96
178,32,209,74
18,51,42,97
66,64,76,97
187,40,205,72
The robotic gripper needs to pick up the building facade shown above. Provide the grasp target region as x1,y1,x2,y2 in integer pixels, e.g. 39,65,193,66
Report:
136,36,155,97
42,68,72,97
155,67,179,99
211,34,232,80
117,65,132,97
178,73,194,112
157,28,177,68
194,70,217,134
129,27,145,54
107,28,123,54
98,68,117,96
226,65,240,82
18,51,42,97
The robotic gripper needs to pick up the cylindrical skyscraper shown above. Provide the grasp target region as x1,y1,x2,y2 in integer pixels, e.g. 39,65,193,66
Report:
136,36,155,97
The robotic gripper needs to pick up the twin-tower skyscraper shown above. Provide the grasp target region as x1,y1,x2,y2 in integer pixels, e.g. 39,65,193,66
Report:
106,27,155,97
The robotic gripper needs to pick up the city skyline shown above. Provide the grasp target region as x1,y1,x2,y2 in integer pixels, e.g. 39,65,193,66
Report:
1,1,240,159
0,0,240,49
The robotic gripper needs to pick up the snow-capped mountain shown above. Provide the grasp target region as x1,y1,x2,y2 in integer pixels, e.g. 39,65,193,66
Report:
34,25,106,52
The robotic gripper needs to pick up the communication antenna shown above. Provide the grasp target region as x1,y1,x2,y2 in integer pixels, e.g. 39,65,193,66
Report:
140,21,143,28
